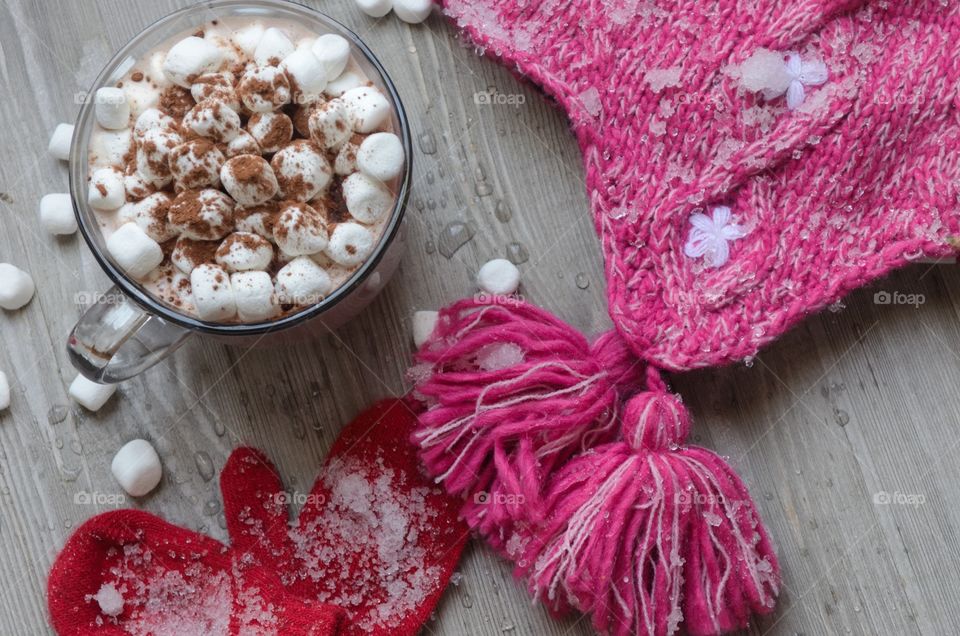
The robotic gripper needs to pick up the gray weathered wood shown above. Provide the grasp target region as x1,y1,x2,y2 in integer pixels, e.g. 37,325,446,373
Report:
1,1,959,634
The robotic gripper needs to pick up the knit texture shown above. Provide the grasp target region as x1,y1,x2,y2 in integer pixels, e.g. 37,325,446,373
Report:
442,0,960,370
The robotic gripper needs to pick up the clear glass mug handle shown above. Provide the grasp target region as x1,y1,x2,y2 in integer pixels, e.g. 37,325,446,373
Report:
67,286,193,383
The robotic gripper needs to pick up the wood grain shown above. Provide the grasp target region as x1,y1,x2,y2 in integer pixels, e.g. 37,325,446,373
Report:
0,1,958,634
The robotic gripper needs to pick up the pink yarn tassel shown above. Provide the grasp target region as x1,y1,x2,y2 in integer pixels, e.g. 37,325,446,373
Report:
516,370,779,636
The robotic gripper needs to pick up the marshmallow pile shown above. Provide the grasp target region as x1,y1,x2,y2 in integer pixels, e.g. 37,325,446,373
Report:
68,20,405,324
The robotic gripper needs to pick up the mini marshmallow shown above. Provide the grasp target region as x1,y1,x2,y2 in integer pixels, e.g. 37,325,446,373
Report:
238,65,292,113
357,132,404,182
274,202,329,256
325,222,375,267
94,87,131,130
111,439,162,497
215,232,274,272
247,111,293,153
169,139,225,191
168,189,235,240
477,258,521,296
190,72,241,111
275,256,332,305
324,70,365,97
191,263,237,321
124,80,160,117
0,371,9,411
271,140,332,201
231,271,280,321
308,99,352,149
68,374,117,412
312,34,351,81
118,192,176,242
254,27,295,66
134,108,176,137
0,264,35,310
182,99,241,142
162,36,225,88
88,168,126,211
48,123,74,160
234,204,276,240
233,23,266,56
123,172,154,201
356,0,394,18
39,193,77,235
136,127,183,188
171,237,217,274
334,137,361,175
393,0,433,23
226,130,262,157
106,223,164,279
89,129,134,168
281,48,328,100
412,310,439,347
342,172,393,223
341,86,392,133
220,155,279,207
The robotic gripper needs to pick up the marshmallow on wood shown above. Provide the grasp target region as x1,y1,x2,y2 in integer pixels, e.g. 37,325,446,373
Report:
134,108,176,137
271,140,332,201
118,192,176,242
182,100,241,142
0,264,35,310
232,271,280,321
225,130,262,158
191,263,237,321
342,172,393,223
247,111,293,153
220,155,279,207
111,439,162,497
254,27,295,66
325,222,375,267
308,99,352,150
215,232,274,272
238,65,292,113
356,0,394,18
393,0,433,23
171,237,217,274
477,258,521,296
88,168,126,211
39,193,77,235
275,256,332,305
233,23,266,56
162,36,225,88
48,123,74,161
94,87,131,130
312,34,351,81
0,371,9,411
281,48,328,100
69,374,117,412
334,136,361,175
274,201,329,256
136,127,183,188
106,223,164,280
357,132,405,182
169,139,225,191
190,72,241,112
168,189,235,240
341,86,392,133
412,310,439,347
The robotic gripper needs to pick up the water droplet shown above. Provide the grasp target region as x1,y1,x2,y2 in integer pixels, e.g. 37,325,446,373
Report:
425,171,435,185
460,593,474,608
475,180,493,197
424,239,436,255
194,451,215,482
55,437,63,450
833,408,849,427
494,200,512,223
61,466,82,482
501,620,516,632
204,499,221,516
69,440,83,455
505,242,529,264
575,272,590,289
427,198,437,211
47,405,69,425
293,423,306,440
418,131,437,154
438,222,475,258
213,420,226,437
217,515,227,529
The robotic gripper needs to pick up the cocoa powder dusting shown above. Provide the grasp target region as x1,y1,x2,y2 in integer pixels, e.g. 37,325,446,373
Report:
160,85,195,120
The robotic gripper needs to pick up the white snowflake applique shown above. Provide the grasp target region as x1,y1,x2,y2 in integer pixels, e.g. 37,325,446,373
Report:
784,52,829,110
683,206,747,268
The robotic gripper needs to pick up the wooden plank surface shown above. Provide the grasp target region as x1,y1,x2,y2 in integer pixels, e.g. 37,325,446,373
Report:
0,1,958,634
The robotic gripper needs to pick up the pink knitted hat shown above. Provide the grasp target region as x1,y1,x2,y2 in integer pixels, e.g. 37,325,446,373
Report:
411,1,960,635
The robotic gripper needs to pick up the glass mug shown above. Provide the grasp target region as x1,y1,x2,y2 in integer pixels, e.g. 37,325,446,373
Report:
67,0,410,384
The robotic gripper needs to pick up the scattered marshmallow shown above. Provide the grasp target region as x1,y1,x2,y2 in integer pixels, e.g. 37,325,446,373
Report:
324,70,365,97
342,172,393,223
190,72,241,111
111,439,162,497
88,168,126,211
274,202,329,256
357,132,404,182
233,23,266,57
412,310,438,347
271,140,332,201
215,232,274,272
191,263,237,321
69,374,117,412
182,99,241,142
220,155,279,207
169,139,225,191
325,222,375,267
234,205,277,240
94,87,131,130
247,111,293,153
225,129,261,157
232,271,280,321
356,0,394,18
308,99,352,149
93,583,124,618
238,65,292,113
171,237,216,274
106,223,163,279
275,256,332,305
133,108,176,137
281,48,328,100
39,193,77,235
254,27,295,66
118,192,176,242
312,34,351,81
341,86,392,133
477,258,520,296
168,189,235,240
393,0,433,23
136,127,183,188
161,36,225,88
334,137,360,175
0,371,8,411
0,264,35,310
48,123,74,161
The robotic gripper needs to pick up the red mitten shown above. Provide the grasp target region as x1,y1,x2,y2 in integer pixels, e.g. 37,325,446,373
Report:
48,399,468,636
